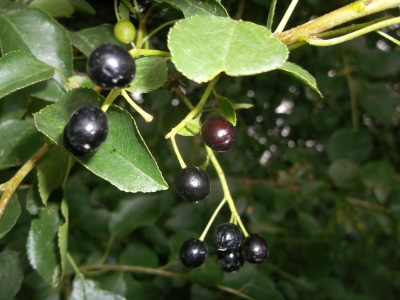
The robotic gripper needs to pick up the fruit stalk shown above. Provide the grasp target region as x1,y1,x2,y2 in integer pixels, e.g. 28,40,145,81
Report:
0,143,50,218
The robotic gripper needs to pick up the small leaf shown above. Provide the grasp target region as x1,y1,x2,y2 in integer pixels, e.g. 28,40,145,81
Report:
0,8,73,101
328,159,359,189
118,2,130,20
232,103,253,110
0,120,44,170
298,211,321,236
27,203,62,286
119,243,159,268
109,195,162,236
70,273,125,300
0,52,54,99
0,251,24,300
155,0,228,17
126,57,168,94
278,61,323,98
217,96,236,126
36,146,70,205
0,90,29,124
67,75,95,89
69,24,123,57
359,160,399,203
168,16,288,83
68,0,95,15
58,198,69,278
29,0,75,17
178,113,201,136
326,128,372,164
34,88,168,193
0,194,21,239
26,183,45,215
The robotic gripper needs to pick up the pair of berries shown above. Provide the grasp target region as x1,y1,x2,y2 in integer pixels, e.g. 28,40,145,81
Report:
64,43,136,155
179,223,269,270
175,116,236,203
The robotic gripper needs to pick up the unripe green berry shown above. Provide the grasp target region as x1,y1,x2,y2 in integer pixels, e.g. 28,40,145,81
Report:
114,20,136,44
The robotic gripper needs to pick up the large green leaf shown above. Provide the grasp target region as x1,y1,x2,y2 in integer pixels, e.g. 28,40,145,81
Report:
69,24,123,57
109,195,162,236
0,120,44,170
278,62,323,98
326,128,372,164
155,0,228,17
0,51,54,99
27,203,62,286
359,160,399,203
34,88,168,193
0,194,21,239
36,146,70,205
126,57,168,94
0,8,72,101
0,251,24,300
29,0,74,17
70,273,125,300
168,16,288,83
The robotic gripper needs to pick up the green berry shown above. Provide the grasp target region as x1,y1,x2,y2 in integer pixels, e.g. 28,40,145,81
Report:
114,20,136,44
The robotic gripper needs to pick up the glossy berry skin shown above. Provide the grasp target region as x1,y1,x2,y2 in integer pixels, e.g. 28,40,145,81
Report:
201,116,235,152
176,166,210,203
214,223,243,251
241,234,269,264
218,249,244,272
64,105,109,155
87,43,136,89
179,238,208,268
114,20,136,44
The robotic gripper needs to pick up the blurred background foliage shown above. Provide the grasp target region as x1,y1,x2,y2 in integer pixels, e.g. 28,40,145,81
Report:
1,0,400,299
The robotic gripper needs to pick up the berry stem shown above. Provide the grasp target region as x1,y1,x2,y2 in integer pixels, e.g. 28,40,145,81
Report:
0,143,50,219
121,89,153,122
376,30,400,46
266,0,277,30
114,0,121,22
165,76,219,139
205,146,249,237
141,19,180,45
274,0,299,33
101,89,120,112
170,136,186,169
135,4,156,49
67,252,81,275
129,49,171,58
199,198,227,241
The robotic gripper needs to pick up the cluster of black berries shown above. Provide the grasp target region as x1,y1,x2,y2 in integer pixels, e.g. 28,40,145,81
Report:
180,222,269,271
63,44,136,155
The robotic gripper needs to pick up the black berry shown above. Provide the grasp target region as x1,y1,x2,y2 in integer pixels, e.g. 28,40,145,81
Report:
64,105,109,155
201,116,235,152
87,43,136,89
179,238,208,268
218,249,244,272
241,234,269,264
176,166,210,203
214,223,243,251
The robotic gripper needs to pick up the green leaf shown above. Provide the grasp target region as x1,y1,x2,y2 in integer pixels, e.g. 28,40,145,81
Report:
232,103,253,110
359,160,399,203
317,277,345,300
70,273,125,300
242,276,284,300
126,57,168,94
326,128,372,164
109,195,162,236
0,251,24,300
0,194,21,239
298,211,321,236
34,88,168,193
0,8,73,101
36,146,70,205
155,0,228,17
29,0,74,17
119,243,159,268
190,258,223,286
118,2,129,20
217,96,236,126
58,198,68,278
278,62,323,98
0,120,44,170
0,90,29,124
68,0,95,15
328,159,359,189
168,16,288,83
69,24,123,57
27,203,62,286
67,75,95,89
26,182,45,215
178,112,201,136
0,52,54,99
